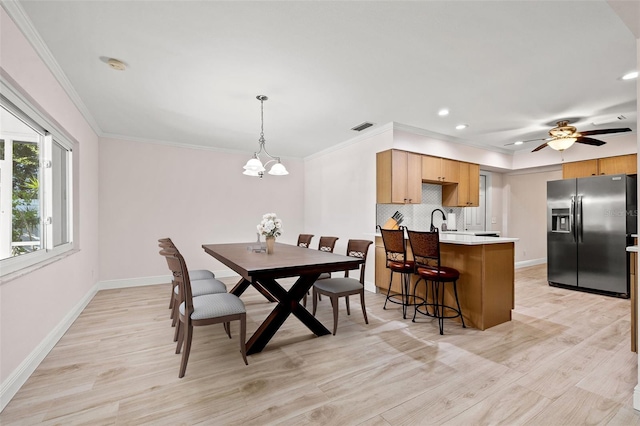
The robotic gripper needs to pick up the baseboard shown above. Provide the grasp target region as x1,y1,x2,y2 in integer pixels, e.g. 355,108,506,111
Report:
0,283,99,412
515,258,546,269
97,269,240,290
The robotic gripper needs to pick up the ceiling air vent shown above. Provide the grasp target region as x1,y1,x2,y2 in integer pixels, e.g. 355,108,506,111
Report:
351,122,374,132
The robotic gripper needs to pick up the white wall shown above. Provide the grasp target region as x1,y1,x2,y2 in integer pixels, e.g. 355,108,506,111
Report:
98,138,305,281
304,128,393,289
504,169,563,263
0,8,100,388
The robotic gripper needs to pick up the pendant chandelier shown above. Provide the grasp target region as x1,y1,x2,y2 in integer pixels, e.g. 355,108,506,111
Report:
243,95,288,178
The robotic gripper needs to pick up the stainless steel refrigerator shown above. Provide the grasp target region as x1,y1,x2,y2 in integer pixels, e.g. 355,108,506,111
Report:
547,174,636,297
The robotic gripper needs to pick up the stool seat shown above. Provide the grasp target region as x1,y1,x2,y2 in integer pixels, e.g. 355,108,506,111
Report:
416,266,459,280
388,260,415,272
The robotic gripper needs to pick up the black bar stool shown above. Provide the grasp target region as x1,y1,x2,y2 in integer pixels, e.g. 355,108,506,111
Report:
379,225,423,319
406,229,465,334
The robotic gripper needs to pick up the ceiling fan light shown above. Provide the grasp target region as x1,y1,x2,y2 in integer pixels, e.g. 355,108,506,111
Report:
268,162,289,176
243,156,265,172
547,137,576,151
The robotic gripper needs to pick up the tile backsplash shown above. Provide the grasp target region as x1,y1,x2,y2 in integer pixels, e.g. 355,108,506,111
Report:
376,183,464,231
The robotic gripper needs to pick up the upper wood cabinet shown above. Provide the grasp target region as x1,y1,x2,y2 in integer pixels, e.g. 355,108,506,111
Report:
376,150,422,204
422,156,459,183
442,162,480,207
562,154,637,179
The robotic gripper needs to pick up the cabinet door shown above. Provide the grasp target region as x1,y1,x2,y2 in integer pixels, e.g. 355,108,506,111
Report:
562,160,598,179
466,163,480,206
406,153,422,204
598,154,637,176
390,150,408,203
421,155,442,182
441,159,460,183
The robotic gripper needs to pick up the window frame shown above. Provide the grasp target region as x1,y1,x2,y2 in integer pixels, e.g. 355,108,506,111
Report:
1,78,76,278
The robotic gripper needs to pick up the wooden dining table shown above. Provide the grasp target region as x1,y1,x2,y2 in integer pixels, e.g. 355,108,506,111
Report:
202,241,364,355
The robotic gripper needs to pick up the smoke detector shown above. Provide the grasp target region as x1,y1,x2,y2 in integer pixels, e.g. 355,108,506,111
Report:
107,58,126,71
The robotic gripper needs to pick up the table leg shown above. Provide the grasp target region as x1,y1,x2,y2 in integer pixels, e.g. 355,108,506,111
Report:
245,274,330,355
230,277,277,303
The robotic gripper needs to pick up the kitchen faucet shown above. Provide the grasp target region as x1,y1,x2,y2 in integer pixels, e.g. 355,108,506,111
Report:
430,208,447,232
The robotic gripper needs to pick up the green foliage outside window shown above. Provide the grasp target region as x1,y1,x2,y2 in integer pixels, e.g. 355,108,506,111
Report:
12,142,40,255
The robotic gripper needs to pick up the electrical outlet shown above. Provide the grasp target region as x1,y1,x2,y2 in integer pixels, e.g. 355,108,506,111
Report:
491,217,497,224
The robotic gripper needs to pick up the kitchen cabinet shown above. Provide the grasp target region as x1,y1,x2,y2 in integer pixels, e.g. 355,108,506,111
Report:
562,154,637,179
377,150,422,204
422,155,459,183
442,162,480,207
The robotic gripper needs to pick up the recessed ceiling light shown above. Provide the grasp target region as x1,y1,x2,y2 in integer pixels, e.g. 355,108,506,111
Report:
438,109,449,116
455,124,468,130
514,141,524,145
622,71,638,80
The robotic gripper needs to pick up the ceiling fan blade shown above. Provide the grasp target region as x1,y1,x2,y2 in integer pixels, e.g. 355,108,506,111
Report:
532,142,548,152
578,128,631,136
576,137,606,146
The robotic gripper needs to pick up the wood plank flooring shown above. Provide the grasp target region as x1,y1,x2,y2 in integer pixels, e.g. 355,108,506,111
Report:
2,265,640,425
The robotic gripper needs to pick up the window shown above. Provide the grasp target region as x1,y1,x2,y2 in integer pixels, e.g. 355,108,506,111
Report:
1,88,74,276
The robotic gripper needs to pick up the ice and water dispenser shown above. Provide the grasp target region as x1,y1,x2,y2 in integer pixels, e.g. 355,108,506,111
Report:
551,208,571,233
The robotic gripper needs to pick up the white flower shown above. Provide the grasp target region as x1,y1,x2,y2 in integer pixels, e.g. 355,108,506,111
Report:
257,213,283,238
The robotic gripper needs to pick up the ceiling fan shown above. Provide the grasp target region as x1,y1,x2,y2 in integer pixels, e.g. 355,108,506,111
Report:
525,120,631,152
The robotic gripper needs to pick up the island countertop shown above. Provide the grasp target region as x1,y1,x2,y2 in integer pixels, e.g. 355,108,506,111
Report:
373,232,518,245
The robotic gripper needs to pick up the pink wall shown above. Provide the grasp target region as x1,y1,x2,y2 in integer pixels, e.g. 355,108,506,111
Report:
98,138,305,281
0,9,100,383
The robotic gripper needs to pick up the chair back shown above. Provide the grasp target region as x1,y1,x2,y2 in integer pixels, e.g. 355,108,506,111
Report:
160,248,194,318
158,237,176,249
378,225,408,266
318,236,339,252
406,229,441,270
344,239,373,283
297,234,314,248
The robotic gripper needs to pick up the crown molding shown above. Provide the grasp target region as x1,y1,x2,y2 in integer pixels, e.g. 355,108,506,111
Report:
392,122,514,156
1,1,103,136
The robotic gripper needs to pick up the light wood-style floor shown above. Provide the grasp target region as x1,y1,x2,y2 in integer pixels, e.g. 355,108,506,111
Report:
2,265,640,425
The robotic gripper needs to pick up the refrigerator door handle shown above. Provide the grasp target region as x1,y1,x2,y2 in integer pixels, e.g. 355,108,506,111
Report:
577,195,583,243
570,196,576,242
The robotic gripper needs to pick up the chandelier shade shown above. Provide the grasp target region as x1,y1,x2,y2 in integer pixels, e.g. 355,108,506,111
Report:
243,95,288,178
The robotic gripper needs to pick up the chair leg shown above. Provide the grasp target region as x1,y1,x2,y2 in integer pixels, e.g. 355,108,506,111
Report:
178,324,193,378
412,278,422,322
401,273,409,319
173,319,181,342
171,302,178,325
169,283,175,309
360,290,368,324
331,296,339,335
436,282,444,335
312,288,318,316
175,320,184,354
240,314,248,365
345,296,351,315
223,322,231,338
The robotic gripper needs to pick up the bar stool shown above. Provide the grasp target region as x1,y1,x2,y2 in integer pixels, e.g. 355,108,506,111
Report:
406,229,465,335
379,225,421,319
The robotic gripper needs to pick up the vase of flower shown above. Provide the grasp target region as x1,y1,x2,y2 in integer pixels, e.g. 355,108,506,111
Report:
265,236,275,254
257,213,282,255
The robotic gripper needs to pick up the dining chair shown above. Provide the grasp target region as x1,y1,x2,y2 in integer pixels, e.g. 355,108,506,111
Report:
406,229,465,335
158,238,227,341
378,225,419,319
161,248,248,377
311,239,373,335
297,234,314,248
303,236,339,307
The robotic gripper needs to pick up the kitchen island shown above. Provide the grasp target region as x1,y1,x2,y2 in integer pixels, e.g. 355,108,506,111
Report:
375,233,518,330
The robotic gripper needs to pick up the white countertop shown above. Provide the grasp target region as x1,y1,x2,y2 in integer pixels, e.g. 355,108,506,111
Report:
441,230,501,236
374,232,518,246
627,246,638,252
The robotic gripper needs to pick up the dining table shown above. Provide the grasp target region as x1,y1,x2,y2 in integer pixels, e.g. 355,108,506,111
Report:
202,241,364,355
